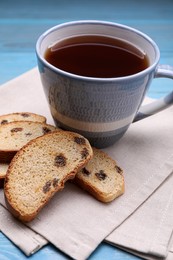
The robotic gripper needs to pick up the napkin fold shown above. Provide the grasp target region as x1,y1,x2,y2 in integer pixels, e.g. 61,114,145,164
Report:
0,201,48,256
106,171,173,260
0,68,173,260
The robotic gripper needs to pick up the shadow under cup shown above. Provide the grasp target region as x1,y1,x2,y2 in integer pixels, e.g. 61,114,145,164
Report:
36,21,159,148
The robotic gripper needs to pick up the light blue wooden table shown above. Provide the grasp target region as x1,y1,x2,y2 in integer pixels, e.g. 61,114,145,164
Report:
0,0,173,259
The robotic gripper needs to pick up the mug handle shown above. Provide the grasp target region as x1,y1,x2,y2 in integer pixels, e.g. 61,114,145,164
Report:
134,64,173,122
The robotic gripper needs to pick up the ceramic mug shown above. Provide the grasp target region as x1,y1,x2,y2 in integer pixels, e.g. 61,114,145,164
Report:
36,20,173,148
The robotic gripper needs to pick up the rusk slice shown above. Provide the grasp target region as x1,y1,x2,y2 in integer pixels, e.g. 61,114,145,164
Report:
0,121,57,162
0,163,9,188
0,112,46,125
0,163,9,179
75,148,124,203
4,131,93,222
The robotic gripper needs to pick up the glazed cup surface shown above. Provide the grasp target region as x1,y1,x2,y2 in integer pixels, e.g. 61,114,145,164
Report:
36,20,160,148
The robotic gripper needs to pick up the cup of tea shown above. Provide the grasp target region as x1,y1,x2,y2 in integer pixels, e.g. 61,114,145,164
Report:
36,20,173,148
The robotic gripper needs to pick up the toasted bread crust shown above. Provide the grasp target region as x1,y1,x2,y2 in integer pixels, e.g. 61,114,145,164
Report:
75,148,124,203
4,131,93,222
0,112,46,125
0,121,57,162
0,163,9,179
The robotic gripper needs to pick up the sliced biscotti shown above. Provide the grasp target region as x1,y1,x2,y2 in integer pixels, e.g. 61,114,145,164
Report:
0,112,46,125
75,148,124,203
4,131,93,222
0,163,9,188
0,121,57,162
0,163,9,179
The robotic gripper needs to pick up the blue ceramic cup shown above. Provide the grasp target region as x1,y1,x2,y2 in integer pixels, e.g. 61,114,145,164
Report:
36,20,173,148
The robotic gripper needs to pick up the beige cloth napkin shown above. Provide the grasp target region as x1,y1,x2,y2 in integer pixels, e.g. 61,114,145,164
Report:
0,203,48,255
0,68,173,260
106,172,173,260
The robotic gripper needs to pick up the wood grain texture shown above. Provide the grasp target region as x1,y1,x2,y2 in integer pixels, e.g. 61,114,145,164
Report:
0,0,173,259
0,0,173,97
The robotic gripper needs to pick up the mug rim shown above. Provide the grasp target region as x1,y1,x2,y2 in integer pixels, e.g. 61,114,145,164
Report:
36,20,160,81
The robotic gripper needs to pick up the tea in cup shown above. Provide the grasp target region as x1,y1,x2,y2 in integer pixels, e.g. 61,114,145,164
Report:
36,20,173,148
